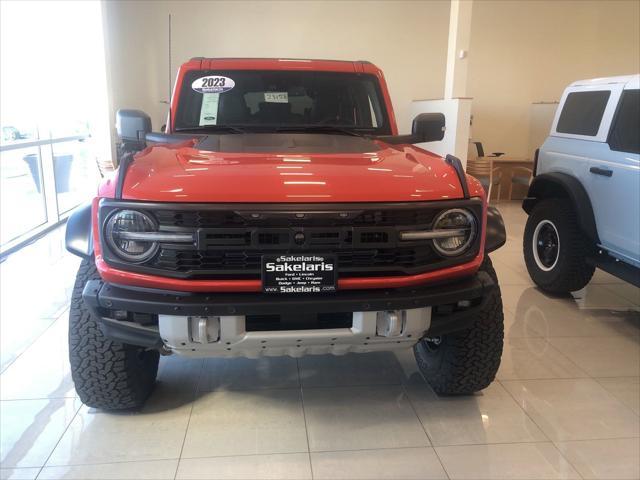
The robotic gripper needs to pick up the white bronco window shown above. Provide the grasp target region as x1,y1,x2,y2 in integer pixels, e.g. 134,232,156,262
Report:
557,90,611,136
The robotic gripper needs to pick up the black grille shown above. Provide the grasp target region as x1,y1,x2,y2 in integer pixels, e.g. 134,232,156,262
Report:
152,245,438,277
99,200,483,280
153,207,439,228
154,210,246,228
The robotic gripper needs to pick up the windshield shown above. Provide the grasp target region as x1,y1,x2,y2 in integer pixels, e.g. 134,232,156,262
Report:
173,70,391,135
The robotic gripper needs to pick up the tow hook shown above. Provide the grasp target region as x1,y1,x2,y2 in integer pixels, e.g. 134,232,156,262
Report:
158,345,173,356
376,310,405,337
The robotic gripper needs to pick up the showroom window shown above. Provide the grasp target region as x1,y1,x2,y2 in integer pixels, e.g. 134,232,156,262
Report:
0,1,111,254
608,89,640,154
556,90,611,136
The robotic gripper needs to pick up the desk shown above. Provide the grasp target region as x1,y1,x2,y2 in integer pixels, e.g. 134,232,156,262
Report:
484,156,533,201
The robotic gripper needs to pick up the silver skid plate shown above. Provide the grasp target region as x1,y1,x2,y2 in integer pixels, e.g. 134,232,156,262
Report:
159,308,431,358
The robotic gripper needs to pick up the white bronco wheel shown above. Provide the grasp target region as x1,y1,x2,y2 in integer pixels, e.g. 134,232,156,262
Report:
532,219,560,272
523,199,595,293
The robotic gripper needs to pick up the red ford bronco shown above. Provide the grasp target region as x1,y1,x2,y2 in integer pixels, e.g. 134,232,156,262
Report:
66,58,506,409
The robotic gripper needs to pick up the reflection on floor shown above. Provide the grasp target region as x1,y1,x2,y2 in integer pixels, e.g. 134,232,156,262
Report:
0,201,638,480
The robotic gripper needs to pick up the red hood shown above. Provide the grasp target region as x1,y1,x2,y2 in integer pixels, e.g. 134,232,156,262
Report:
117,135,466,203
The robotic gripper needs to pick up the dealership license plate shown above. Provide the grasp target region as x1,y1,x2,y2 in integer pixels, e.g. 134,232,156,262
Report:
262,254,337,294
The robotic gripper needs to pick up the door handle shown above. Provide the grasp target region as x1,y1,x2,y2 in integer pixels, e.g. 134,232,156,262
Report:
589,166,613,177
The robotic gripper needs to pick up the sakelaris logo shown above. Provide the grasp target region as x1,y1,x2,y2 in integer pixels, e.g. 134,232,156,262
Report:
265,261,333,273
276,255,324,262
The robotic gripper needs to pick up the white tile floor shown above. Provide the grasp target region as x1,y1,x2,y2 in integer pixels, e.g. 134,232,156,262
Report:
0,201,638,480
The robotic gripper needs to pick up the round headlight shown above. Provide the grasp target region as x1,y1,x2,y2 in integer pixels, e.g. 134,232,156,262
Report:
432,208,477,256
105,210,158,262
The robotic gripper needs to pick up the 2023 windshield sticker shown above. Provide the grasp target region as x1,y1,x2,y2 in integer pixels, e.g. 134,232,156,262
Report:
191,75,235,94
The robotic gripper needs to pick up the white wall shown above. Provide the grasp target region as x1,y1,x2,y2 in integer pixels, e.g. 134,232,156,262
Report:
468,0,640,158
103,0,450,134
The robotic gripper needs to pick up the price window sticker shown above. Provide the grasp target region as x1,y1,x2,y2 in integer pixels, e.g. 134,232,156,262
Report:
199,93,220,126
264,92,288,103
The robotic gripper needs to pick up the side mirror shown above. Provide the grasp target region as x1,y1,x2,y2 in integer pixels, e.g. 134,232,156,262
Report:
116,109,151,144
412,113,445,143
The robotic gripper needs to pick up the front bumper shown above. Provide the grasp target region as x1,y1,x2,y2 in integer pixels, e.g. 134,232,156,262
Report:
82,271,497,357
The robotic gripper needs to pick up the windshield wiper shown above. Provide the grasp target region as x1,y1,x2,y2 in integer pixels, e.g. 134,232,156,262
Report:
176,125,373,137
274,126,367,137
175,125,247,134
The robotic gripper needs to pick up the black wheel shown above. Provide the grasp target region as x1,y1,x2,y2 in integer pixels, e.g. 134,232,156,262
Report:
523,199,595,293
413,258,504,395
69,258,159,410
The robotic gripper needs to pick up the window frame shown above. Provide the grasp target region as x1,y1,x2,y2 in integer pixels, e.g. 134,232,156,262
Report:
607,88,640,155
551,83,624,142
0,132,96,256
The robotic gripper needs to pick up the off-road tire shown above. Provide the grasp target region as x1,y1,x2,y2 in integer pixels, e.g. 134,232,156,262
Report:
523,199,595,293
69,258,159,410
414,258,504,395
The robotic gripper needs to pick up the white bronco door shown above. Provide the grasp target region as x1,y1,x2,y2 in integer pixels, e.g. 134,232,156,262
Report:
586,87,640,267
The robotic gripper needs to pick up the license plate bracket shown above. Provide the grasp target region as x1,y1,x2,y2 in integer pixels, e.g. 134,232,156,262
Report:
262,254,337,294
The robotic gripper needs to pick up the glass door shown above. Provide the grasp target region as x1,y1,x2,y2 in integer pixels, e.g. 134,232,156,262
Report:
0,143,48,245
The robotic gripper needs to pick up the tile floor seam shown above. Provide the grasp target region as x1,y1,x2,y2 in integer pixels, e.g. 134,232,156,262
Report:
504,335,636,380
176,450,312,461
599,284,640,307
0,310,68,375
302,445,446,456
550,440,640,480
197,381,404,393
434,439,576,449
33,400,83,478
300,381,403,391
500,374,639,390
547,334,640,340
497,334,592,382
429,438,553,448
535,337,592,379
295,358,315,480
593,378,640,420
543,442,589,479
498,376,591,382
172,359,205,480
496,378,556,447
34,457,181,469
432,441,588,480
198,384,307,393
547,335,640,347
178,450,310,461
51,304,71,323
502,304,548,339
400,383,450,480
551,435,640,446
498,377,640,443
0,396,78,402
491,261,534,286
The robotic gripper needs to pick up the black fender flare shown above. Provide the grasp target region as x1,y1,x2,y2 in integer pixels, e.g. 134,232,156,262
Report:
522,172,599,243
65,202,93,259
485,206,506,253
